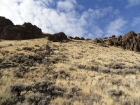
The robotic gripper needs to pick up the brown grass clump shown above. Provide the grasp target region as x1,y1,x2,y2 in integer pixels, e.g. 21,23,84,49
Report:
0,38,140,105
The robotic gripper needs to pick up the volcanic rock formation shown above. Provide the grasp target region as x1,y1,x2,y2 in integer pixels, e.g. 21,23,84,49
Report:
48,32,69,42
0,16,43,40
96,31,140,52
0,16,14,27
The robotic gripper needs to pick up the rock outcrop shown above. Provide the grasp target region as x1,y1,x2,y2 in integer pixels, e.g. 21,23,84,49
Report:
69,36,85,40
0,16,14,27
102,31,140,51
0,16,43,40
48,32,69,42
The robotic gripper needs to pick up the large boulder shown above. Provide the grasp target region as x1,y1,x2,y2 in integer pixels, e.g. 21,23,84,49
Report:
0,16,43,40
48,32,69,42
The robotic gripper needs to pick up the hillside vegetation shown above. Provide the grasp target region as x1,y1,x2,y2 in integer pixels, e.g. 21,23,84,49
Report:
0,37,140,105
0,16,140,105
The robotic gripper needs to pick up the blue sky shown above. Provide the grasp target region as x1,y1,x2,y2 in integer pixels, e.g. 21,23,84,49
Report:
0,0,140,38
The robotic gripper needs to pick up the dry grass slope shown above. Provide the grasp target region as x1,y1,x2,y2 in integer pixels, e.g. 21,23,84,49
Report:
0,38,140,105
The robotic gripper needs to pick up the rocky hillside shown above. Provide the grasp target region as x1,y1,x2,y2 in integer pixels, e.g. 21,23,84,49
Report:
95,31,140,52
0,16,140,105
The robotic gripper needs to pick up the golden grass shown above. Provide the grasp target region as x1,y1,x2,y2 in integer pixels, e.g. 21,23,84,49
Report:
0,38,140,105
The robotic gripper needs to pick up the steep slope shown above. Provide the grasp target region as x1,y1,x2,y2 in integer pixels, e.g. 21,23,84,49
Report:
0,38,140,105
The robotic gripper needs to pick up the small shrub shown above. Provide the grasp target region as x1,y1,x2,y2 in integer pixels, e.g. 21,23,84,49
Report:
71,86,81,95
123,69,137,74
77,64,87,69
113,69,123,75
10,83,26,96
131,64,140,69
121,98,140,105
22,47,34,51
0,71,2,79
0,58,4,63
98,68,110,73
111,79,122,85
0,93,15,105
90,65,99,71
0,60,17,68
34,45,40,47
27,92,45,104
34,47,44,52
69,67,75,71
106,62,126,69
53,70,70,79
14,65,29,78
8,44,13,46
107,89,123,97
